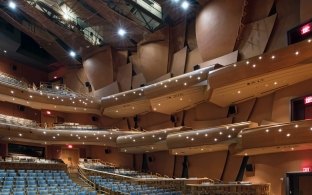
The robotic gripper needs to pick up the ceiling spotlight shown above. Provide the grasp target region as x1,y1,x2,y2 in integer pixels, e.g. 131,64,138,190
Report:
181,1,190,10
69,51,76,57
118,28,126,37
8,1,16,9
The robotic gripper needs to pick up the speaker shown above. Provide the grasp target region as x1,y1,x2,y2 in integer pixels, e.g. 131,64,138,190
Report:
148,156,155,162
246,164,254,172
193,64,200,70
12,65,17,71
170,115,176,123
85,82,91,87
18,105,25,112
104,149,111,154
91,116,98,122
228,105,238,116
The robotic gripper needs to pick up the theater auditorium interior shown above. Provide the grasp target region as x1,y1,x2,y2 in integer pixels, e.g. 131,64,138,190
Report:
0,0,311,194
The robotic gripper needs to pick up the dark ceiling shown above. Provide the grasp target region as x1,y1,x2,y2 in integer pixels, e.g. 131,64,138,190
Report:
0,0,200,71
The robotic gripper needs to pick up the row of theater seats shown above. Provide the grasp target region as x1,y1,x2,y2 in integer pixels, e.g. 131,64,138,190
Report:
2,156,60,164
0,74,28,90
0,71,91,101
0,169,96,195
52,123,99,131
90,176,181,195
0,114,38,128
82,162,158,178
38,85,84,99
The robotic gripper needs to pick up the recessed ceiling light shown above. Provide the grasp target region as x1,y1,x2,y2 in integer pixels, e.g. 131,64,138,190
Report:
181,1,189,10
8,1,16,9
69,51,76,57
18,133,22,137
271,55,275,59
258,56,262,60
10,90,14,94
118,28,126,37
295,51,299,55
286,133,291,137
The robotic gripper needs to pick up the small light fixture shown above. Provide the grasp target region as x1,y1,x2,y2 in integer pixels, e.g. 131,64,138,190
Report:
69,51,76,57
181,1,189,10
118,28,126,37
8,1,16,9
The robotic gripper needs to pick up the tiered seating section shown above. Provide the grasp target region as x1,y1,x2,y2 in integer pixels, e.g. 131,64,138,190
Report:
0,114,38,128
89,176,181,195
0,73,28,90
52,123,99,131
38,83,89,99
81,161,158,178
2,156,60,164
0,169,96,195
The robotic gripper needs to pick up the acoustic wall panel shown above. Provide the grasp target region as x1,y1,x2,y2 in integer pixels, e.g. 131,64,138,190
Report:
117,63,132,92
94,81,119,99
171,47,188,77
196,0,245,61
199,50,238,68
244,0,274,23
132,73,147,89
238,14,277,59
83,47,114,90
148,73,172,85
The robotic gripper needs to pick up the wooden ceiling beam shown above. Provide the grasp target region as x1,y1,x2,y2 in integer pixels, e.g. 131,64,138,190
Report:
82,0,150,35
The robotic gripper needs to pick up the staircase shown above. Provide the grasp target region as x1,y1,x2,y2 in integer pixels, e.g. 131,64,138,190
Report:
69,169,101,194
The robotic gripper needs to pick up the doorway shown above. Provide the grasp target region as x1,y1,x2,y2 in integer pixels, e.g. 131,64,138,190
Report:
60,148,79,172
286,172,312,195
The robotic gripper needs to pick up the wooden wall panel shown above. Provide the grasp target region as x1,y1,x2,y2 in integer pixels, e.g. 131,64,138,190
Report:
272,78,312,123
0,56,48,85
245,149,312,195
188,151,228,178
117,63,132,92
185,48,204,73
83,47,114,90
244,0,274,23
63,68,89,95
300,0,312,23
199,50,238,68
233,99,256,123
148,73,171,84
186,19,198,51
190,117,233,129
139,112,171,130
171,47,187,77
196,0,244,61
133,41,169,82
194,102,228,121
171,20,186,53
113,50,128,68
132,73,147,89
266,0,300,52
238,14,277,59
94,81,119,99
186,50,237,73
